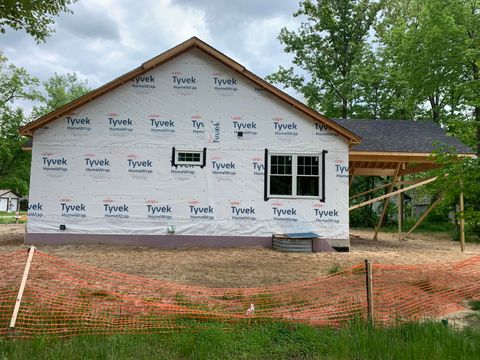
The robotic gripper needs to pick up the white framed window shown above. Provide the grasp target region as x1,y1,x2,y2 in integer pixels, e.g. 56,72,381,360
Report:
267,153,324,199
172,147,206,167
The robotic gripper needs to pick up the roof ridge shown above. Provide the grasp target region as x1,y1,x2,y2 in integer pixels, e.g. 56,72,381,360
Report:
19,37,360,144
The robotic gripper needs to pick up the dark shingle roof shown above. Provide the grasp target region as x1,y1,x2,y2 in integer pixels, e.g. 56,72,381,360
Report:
334,119,474,154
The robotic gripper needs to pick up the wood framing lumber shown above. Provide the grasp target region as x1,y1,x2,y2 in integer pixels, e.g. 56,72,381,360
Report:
401,196,443,241
350,182,392,200
460,191,465,252
349,168,396,176
349,169,356,187
365,259,374,326
10,246,36,328
399,163,440,176
349,176,438,211
397,185,402,241
373,164,401,241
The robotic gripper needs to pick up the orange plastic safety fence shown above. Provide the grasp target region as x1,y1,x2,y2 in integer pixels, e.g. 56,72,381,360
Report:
372,257,480,325
1,250,479,337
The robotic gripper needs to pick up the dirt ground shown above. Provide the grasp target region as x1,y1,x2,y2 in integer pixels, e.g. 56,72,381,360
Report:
1,224,479,288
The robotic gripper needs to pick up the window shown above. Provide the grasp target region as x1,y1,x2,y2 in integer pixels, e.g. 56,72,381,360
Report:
267,153,325,199
297,156,319,196
172,147,206,167
178,152,201,163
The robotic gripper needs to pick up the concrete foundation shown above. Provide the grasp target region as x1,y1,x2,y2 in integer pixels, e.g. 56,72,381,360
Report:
25,233,350,251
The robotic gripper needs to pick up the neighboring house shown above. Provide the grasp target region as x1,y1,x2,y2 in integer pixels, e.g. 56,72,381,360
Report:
0,190,21,212
19,38,360,251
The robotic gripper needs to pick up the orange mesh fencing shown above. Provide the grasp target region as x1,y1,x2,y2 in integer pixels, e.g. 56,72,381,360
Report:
1,249,479,337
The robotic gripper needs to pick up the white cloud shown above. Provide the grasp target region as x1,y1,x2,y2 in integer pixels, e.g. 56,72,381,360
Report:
1,0,305,113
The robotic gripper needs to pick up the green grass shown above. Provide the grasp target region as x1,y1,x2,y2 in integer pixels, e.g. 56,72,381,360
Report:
382,219,454,233
0,211,27,224
469,300,480,311
1,320,480,359
327,264,342,274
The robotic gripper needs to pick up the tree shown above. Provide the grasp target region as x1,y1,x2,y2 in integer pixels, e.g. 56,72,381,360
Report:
267,0,381,118
350,47,417,120
378,0,479,153
431,151,480,237
0,54,41,194
0,0,78,42
32,72,90,118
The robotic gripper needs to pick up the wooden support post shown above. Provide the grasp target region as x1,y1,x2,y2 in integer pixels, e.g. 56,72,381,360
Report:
10,246,35,329
460,191,465,252
349,176,438,211
365,259,374,326
398,173,404,241
373,164,401,241
401,196,443,241
397,189,402,241
349,169,356,187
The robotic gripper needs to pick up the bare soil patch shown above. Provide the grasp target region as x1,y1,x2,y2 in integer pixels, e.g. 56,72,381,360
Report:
1,225,479,288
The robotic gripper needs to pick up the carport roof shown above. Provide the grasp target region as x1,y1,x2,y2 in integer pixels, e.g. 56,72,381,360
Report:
333,119,475,177
334,119,474,154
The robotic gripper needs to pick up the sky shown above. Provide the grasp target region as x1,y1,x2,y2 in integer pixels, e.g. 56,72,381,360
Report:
1,0,304,112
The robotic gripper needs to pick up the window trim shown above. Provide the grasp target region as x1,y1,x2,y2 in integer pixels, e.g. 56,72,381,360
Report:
267,152,324,200
171,147,206,168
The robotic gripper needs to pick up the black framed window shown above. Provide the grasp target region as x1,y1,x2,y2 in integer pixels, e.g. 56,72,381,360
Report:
270,155,293,196
172,147,206,167
297,156,319,196
267,154,322,198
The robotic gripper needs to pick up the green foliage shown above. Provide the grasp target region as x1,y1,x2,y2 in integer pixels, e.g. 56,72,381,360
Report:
271,0,479,154
327,264,342,274
33,72,90,117
0,54,40,195
350,176,382,227
0,55,89,195
32,73,91,118
378,0,479,151
431,151,480,236
1,321,480,359
470,300,480,311
445,118,478,151
266,0,381,118
0,0,78,42
378,0,467,122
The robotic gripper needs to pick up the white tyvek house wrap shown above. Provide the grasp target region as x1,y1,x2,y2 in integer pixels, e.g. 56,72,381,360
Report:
28,49,350,239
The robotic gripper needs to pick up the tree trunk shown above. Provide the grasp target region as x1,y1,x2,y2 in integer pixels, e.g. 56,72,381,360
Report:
429,95,440,123
342,98,348,119
475,105,480,156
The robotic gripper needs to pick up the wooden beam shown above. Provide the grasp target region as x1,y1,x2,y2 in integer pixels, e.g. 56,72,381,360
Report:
396,179,425,186
365,259,374,326
373,164,401,241
349,152,437,163
401,196,443,241
350,182,391,200
399,163,440,176
350,168,396,176
349,169,356,187
397,181,403,241
10,246,35,328
460,191,465,252
349,176,438,211
349,151,475,164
